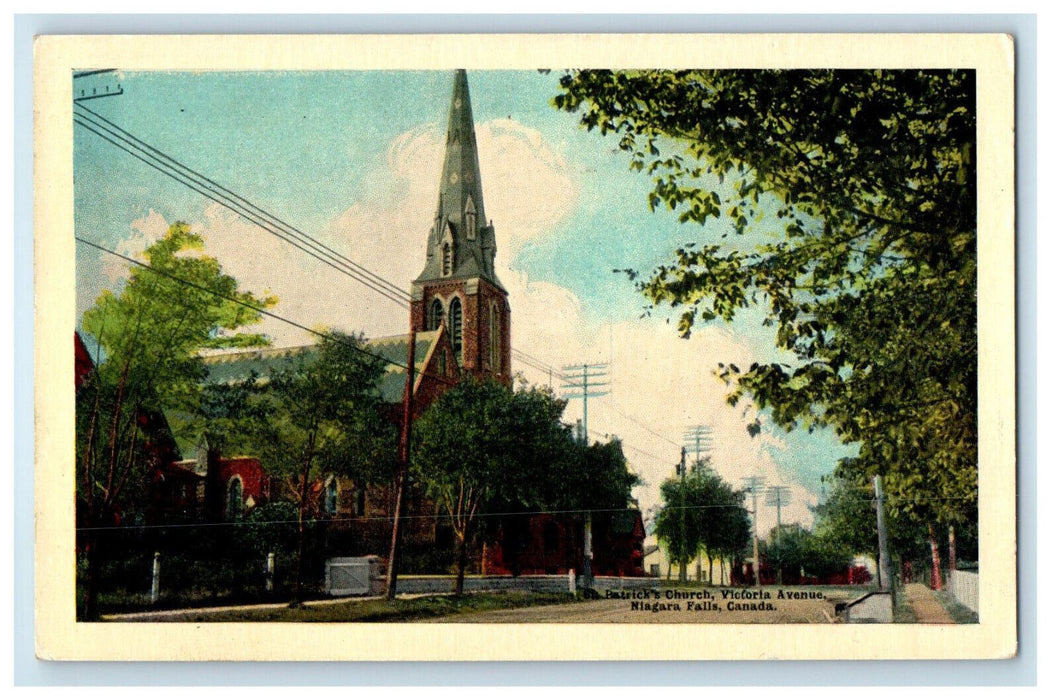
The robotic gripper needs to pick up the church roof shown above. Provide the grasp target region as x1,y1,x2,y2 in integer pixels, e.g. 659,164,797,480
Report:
199,330,443,405
414,69,505,291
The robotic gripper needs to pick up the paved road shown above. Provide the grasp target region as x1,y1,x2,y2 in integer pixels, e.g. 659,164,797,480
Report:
429,590,843,624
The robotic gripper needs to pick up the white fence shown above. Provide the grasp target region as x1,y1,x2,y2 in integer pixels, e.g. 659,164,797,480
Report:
947,569,978,614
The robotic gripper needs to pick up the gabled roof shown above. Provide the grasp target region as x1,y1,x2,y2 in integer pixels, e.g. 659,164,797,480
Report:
199,330,444,405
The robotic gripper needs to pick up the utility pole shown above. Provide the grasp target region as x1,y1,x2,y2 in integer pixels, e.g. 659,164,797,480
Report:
872,475,894,592
560,362,610,443
764,485,791,584
682,425,713,471
386,329,416,600
73,69,124,102
560,362,610,589
682,426,712,580
742,476,763,587
677,447,688,583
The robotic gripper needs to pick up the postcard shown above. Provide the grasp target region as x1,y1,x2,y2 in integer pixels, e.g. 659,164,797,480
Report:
34,33,1015,660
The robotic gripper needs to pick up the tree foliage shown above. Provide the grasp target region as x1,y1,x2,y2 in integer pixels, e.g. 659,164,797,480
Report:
76,221,275,618
250,331,395,601
554,69,977,527
546,437,640,514
410,380,641,592
654,462,750,580
411,379,579,594
78,224,276,514
760,526,850,583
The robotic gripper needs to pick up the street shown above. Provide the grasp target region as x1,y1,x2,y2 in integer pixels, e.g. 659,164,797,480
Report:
428,588,848,624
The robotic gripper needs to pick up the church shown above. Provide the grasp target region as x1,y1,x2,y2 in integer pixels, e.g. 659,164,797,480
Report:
154,70,645,580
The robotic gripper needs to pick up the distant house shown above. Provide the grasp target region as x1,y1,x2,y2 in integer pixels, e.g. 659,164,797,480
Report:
643,534,736,584
74,332,94,390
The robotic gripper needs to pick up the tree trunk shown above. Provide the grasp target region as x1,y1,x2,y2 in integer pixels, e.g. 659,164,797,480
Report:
948,523,957,571
292,436,316,605
454,531,468,597
928,523,943,590
293,516,306,604
708,554,714,585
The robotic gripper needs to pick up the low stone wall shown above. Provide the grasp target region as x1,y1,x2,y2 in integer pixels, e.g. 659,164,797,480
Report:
389,574,658,596
947,570,979,614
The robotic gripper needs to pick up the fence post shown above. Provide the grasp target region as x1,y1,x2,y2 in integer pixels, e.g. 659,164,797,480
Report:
150,551,161,604
266,552,275,592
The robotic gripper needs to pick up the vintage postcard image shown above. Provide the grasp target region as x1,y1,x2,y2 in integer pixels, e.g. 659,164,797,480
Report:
34,34,1016,660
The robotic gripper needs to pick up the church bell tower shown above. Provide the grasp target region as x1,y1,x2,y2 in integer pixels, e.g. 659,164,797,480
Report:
410,70,511,384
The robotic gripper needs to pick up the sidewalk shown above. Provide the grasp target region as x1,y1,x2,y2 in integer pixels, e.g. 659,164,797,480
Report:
903,582,955,624
100,594,388,622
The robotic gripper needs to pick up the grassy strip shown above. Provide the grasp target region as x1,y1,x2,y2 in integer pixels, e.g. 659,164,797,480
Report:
893,587,916,623
932,588,979,624
162,591,579,623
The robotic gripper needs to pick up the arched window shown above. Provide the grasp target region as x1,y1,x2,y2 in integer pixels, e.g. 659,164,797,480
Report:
323,478,339,517
442,242,452,276
428,298,444,331
225,477,243,521
449,297,463,363
488,302,500,371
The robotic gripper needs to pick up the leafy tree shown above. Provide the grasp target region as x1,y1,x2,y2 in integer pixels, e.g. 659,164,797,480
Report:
563,438,640,513
76,221,275,619
251,331,395,603
760,525,850,583
708,477,753,584
811,472,879,560
655,476,700,582
553,70,977,575
654,462,750,583
411,379,577,595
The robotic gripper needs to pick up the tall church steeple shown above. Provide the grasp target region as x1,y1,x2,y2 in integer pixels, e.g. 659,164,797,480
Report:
415,69,502,288
410,70,511,384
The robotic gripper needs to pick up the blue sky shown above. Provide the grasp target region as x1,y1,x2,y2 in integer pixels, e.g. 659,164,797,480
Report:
74,69,857,529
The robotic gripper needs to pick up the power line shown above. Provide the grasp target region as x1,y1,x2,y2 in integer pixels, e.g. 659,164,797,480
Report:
75,237,457,389
78,237,687,476
585,427,670,466
76,106,574,394
74,492,974,533
79,241,683,482
75,101,411,302
603,401,681,449
74,105,410,308
74,105,688,462
73,69,116,79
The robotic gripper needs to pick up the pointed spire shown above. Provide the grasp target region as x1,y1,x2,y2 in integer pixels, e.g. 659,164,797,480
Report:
439,69,486,229
414,69,503,289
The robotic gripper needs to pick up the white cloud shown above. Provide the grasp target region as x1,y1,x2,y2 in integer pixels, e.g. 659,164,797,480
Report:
100,117,820,531
100,209,168,282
